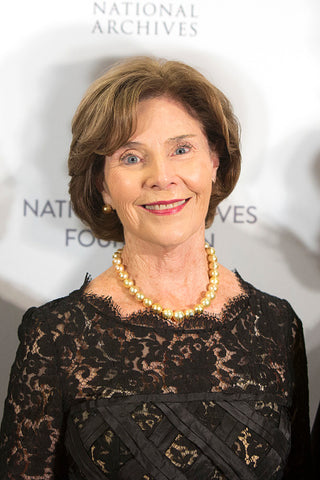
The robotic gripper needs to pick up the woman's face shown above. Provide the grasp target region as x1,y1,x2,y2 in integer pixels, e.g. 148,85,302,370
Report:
102,96,219,249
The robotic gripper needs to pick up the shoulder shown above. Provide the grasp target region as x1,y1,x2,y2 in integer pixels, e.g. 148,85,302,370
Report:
240,272,297,315
238,272,303,340
18,278,91,342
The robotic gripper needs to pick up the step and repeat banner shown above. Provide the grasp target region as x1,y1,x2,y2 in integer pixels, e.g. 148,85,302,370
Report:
1,0,320,422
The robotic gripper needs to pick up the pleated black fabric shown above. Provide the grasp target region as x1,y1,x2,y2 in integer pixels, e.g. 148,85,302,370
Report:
66,393,291,480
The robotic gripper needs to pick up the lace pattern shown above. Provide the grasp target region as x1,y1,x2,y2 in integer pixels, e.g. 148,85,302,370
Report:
0,273,311,479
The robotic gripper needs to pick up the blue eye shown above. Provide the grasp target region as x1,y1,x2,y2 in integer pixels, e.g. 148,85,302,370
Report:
123,154,140,165
175,145,190,155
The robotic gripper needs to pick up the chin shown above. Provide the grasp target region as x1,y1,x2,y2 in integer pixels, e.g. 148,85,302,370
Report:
142,228,204,250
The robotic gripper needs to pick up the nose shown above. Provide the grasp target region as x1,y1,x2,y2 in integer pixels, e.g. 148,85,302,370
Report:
144,155,177,190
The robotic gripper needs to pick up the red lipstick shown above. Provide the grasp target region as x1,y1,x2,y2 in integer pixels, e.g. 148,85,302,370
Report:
142,198,189,215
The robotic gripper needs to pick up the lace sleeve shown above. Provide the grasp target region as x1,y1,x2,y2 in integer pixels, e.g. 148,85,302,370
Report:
283,307,312,479
0,307,67,479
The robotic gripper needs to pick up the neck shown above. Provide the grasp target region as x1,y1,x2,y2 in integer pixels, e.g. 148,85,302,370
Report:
119,232,211,309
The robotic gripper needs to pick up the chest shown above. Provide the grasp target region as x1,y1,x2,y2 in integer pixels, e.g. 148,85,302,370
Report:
57,319,291,406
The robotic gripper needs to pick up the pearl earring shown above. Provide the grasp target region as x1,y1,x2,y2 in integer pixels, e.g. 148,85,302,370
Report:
102,204,113,214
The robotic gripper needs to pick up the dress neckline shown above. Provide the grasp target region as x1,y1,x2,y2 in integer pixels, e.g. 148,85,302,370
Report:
77,271,252,331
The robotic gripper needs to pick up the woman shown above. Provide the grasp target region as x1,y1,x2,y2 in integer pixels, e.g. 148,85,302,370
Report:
0,57,312,479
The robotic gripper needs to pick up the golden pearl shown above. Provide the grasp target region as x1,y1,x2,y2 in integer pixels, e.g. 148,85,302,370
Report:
119,272,128,280
112,257,121,265
103,204,113,213
135,292,145,301
184,309,195,318
143,298,152,307
173,311,184,322
115,264,124,272
129,286,138,295
194,304,204,314
206,291,216,299
123,279,133,288
201,298,211,307
162,309,173,320
151,304,162,313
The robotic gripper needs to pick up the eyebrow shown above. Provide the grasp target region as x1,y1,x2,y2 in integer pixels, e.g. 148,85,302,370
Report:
167,134,197,143
119,141,143,149
120,134,197,150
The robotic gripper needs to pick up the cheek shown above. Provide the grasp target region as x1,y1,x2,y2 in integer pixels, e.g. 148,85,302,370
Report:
103,170,138,206
111,199,143,233
183,162,213,196
105,179,142,225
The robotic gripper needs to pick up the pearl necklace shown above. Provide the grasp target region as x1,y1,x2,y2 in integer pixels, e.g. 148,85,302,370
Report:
112,243,219,323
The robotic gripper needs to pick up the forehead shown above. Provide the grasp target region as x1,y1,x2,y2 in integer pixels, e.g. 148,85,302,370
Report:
131,96,205,141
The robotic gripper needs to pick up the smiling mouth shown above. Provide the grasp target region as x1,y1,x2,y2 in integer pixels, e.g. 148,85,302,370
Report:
142,198,190,214
144,199,187,210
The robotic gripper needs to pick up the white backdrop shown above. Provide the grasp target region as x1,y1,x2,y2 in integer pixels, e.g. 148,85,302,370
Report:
1,0,320,424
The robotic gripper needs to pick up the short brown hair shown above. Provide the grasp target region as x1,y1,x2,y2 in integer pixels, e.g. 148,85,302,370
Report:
68,56,241,242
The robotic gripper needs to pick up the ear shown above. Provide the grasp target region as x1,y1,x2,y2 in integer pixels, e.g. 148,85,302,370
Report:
98,157,115,208
211,151,220,183
101,178,114,208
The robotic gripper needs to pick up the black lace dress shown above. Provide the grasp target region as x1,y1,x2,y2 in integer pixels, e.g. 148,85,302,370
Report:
0,274,311,479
